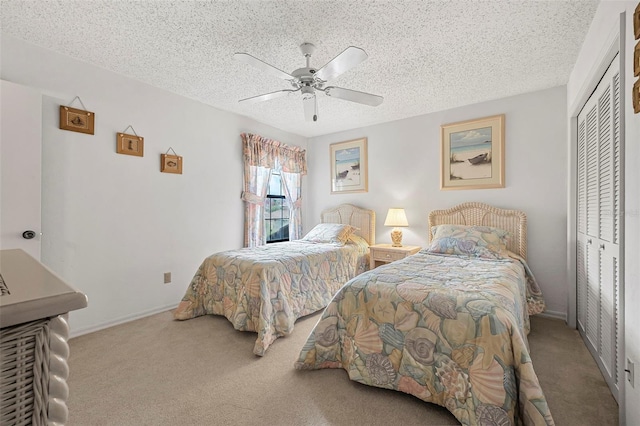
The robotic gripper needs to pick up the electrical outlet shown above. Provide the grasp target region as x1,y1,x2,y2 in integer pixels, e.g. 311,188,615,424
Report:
627,358,635,388
164,272,171,284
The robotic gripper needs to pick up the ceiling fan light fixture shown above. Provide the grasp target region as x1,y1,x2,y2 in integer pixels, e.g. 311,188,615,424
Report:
234,42,383,121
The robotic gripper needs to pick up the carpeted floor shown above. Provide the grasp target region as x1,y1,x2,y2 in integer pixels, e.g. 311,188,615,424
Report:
66,312,618,425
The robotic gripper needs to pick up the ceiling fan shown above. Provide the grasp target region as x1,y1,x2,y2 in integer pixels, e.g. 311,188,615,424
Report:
234,43,383,122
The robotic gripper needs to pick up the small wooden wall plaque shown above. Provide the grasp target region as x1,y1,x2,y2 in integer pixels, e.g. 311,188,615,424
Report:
116,133,144,157
633,79,640,114
59,106,95,135
634,2,640,40
161,153,182,174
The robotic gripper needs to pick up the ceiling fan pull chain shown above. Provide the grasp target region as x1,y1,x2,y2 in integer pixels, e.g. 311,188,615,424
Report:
314,94,318,122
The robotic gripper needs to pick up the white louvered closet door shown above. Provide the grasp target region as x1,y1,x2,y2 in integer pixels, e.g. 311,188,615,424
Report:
576,55,621,402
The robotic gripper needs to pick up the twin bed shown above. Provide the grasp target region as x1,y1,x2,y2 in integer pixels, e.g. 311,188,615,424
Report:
174,204,375,356
175,202,553,425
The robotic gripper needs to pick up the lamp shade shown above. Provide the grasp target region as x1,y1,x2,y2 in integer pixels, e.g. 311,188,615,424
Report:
384,208,408,227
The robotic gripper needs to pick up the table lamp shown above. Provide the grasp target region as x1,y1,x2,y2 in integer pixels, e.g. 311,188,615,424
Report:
384,208,408,247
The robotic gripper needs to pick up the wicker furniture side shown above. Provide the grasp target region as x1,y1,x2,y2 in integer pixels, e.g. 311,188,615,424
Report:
0,249,87,425
0,314,71,426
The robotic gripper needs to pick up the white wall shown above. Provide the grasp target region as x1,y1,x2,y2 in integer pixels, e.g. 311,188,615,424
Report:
566,1,640,424
0,35,307,336
306,86,568,318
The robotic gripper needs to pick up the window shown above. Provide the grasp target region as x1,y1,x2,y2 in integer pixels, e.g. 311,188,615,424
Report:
265,171,289,243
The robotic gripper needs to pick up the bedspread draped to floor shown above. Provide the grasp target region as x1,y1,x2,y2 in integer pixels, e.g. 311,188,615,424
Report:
295,251,552,426
174,240,368,355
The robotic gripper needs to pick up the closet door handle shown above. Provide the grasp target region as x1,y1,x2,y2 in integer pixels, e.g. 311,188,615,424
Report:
600,244,605,250
587,239,592,244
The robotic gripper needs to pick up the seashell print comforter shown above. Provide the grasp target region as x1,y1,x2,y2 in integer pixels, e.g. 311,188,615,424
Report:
294,251,553,425
173,239,369,356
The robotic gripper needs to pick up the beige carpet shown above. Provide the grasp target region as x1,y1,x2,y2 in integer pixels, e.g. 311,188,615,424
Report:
66,312,617,425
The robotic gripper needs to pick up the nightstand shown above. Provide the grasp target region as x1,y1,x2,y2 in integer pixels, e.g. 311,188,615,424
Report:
369,244,421,269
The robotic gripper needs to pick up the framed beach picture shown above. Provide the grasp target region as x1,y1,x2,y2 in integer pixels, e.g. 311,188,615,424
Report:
330,137,368,194
440,114,505,190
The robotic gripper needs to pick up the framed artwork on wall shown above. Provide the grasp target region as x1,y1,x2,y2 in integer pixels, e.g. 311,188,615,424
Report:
59,105,94,135
440,114,505,190
634,2,640,40
161,153,183,174
633,78,640,114
116,133,144,157
330,137,368,194
635,41,640,77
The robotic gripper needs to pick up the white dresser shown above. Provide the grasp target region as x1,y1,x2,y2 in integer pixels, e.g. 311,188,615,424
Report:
0,249,87,425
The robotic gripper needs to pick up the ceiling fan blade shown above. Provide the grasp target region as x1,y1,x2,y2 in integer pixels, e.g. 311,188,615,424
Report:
315,46,368,82
239,89,297,104
302,94,318,122
234,52,294,81
324,86,383,106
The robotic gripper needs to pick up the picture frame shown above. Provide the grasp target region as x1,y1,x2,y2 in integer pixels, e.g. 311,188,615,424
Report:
635,41,640,77
440,114,505,190
633,78,640,114
330,137,368,194
635,2,640,40
161,153,183,174
59,105,95,134
116,133,144,157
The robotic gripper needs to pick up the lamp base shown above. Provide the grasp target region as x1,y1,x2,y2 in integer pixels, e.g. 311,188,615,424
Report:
390,228,403,247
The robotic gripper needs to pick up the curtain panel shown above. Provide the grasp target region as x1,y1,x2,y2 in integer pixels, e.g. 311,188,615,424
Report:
241,133,306,247
241,166,271,247
281,171,303,240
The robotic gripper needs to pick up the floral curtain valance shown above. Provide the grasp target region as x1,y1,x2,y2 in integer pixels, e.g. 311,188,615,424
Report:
241,133,307,174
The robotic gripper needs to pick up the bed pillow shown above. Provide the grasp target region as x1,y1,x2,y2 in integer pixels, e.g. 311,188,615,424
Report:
301,223,357,245
425,224,510,259
347,233,369,248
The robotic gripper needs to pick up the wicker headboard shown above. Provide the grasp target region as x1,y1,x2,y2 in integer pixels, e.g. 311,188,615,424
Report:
428,202,527,259
321,204,376,246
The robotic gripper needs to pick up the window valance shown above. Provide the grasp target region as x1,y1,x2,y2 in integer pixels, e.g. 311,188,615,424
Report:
241,133,307,175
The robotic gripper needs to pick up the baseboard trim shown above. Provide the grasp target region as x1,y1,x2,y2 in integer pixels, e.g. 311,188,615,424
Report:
538,310,567,322
69,303,179,339
69,305,569,338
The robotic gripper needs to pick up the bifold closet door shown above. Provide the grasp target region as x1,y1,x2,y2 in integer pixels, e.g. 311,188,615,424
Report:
576,55,621,402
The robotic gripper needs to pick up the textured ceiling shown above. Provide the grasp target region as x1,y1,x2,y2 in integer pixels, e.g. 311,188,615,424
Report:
1,0,598,138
